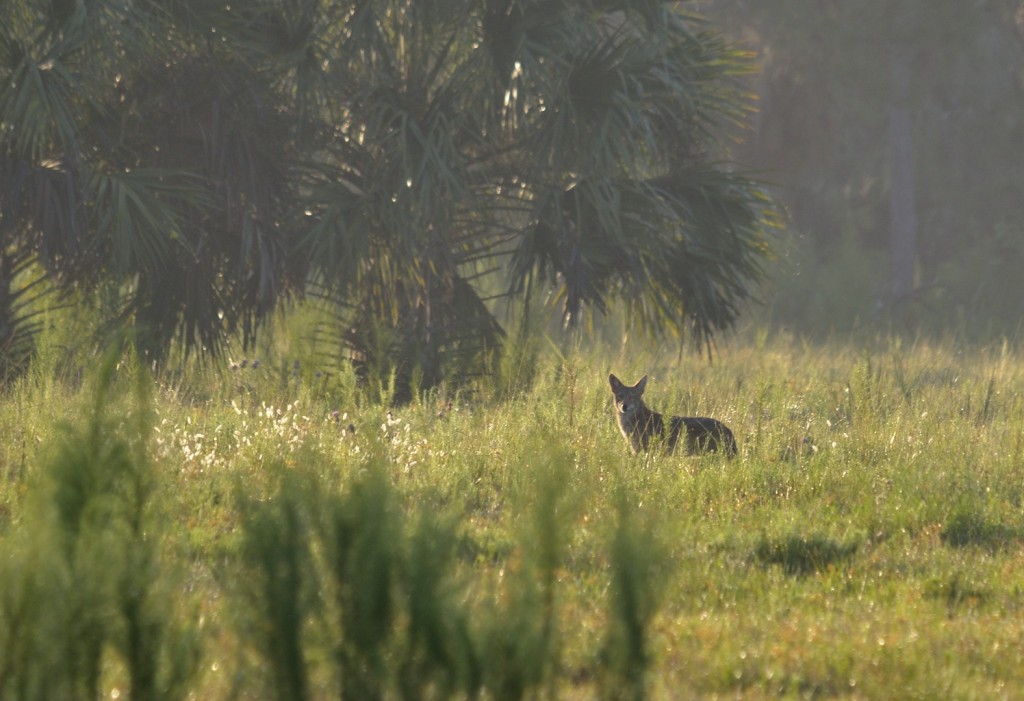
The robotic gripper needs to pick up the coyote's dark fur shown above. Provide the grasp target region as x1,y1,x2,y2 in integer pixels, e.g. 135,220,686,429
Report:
609,374,737,457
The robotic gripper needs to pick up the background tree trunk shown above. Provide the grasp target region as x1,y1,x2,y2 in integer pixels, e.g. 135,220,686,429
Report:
888,47,918,302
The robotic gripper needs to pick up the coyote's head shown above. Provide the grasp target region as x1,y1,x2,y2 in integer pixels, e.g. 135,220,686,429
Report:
609,374,647,420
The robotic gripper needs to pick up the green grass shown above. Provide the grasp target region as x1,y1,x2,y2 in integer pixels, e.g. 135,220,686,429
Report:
2,332,1024,699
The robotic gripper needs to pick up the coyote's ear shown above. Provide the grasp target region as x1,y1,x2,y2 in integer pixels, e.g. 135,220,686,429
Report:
609,374,623,391
635,375,648,393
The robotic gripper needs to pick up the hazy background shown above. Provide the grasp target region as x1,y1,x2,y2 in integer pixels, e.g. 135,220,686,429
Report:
705,0,1024,340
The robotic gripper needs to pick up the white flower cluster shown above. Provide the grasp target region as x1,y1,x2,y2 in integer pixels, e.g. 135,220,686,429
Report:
152,414,225,475
379,411,435,473
153,400,328,474
248,400,315,453
151,397,452,477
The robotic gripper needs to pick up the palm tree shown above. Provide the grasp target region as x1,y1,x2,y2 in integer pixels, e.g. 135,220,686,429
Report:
298,0,778,399
1,0,776,394
1,0,303,367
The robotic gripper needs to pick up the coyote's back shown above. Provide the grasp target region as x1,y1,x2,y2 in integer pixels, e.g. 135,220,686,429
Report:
609,373,737,457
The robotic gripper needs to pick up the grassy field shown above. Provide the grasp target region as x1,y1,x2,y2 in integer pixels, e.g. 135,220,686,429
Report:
2,331,1024,699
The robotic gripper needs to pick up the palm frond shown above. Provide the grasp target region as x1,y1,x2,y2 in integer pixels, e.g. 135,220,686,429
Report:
87,168,202,276
0,157,86,266
0,246,56,384
0,54,81,160
635,168,780,346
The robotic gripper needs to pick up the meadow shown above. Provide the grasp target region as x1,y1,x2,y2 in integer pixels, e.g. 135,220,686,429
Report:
2,328,1024,700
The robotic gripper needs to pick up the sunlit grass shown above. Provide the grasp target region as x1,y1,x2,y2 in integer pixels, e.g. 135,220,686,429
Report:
2,332,1024,698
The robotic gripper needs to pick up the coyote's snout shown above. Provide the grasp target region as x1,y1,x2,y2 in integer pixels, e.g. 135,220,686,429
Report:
609,374,737,457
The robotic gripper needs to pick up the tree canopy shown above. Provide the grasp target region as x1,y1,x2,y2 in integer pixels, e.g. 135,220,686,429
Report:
1,0,778,394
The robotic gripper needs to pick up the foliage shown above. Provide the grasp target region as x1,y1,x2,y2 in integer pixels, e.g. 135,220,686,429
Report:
0,0,777,395
599,495,666,701
759,222,1024,341
0,353,200,700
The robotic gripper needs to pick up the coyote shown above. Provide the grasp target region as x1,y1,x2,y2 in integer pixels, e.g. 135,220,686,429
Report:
609,374,737,457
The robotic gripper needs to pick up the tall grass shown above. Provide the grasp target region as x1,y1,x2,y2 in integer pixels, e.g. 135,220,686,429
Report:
2,331,1024,698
